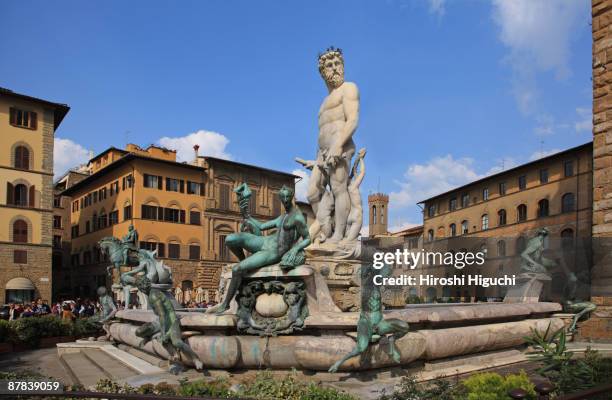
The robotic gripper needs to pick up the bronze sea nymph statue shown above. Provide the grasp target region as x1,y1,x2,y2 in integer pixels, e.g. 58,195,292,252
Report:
207,184,311,315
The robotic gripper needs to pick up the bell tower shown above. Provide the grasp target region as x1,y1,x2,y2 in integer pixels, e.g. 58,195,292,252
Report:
368,193,389,237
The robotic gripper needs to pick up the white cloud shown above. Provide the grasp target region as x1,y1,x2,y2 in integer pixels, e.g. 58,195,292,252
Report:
157,130,232,162
54,137,89,179
292,168,310,202
575,107,592,133
428,0,445,17
492,0,589,113
484,157,518,176
529,148,561,161
390,155,481,208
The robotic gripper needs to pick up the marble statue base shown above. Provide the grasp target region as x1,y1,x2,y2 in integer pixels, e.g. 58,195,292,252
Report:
305,240,361,260
306,257,361,311
503,272,552,303
108,302,563,371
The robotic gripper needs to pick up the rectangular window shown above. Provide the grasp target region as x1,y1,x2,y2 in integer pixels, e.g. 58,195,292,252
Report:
108,210,119,226
166,178,181,192
481,187,488,201
540,169,549,183
189,245,200,260
53,235,62,248
14,250,27,264
71,254,80,267
190,210,201,225
499,182,506,196
93,191,98,203
219,184,230,210
249,189,258,215
124,205,132,220
71,225,79,238
461,194,469,208
98,214,107,229
219,235,229,261
427,204,435,218
168,243,180,259
83,251,92,265
164,208,180,223
54,196,61,208
144,174,162,189
140,241,164,257
53,215,62,229
518,175,527,190
272,192,281,215
564,161,574,177
85,221,90,234
141,205,158,220
449,197,457,211
9,108,37,130
187,181,202,195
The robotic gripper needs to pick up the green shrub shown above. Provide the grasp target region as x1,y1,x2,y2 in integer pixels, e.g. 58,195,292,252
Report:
177,378,232,397
70,317,100,338
378,375,459,400
0,319,14,343
95,378,137,394
461,371,535,400
240,370,356,400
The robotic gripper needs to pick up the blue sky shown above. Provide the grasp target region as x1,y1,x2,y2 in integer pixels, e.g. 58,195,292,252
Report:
1,0,592,231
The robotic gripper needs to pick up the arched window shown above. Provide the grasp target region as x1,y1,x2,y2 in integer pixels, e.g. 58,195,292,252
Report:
372,205,377,225
498,209,507,226
561,193,575,213
516,236,526,254
181,280,193,291
480,243,488,258
380,205,385,224
427,229,434,241
449,223,456,237
481,214,489,230
517,204,527,222
13,220,28,243
14,184,28,206
497,240,506,257
561,228,574,250
537,199,549,218
425,287,437,302
461,220,469,235
14,146,30,170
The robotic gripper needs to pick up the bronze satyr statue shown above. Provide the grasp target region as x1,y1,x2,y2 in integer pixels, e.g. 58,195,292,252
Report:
328,263,409,373
207,184,310,315
134,276,203,372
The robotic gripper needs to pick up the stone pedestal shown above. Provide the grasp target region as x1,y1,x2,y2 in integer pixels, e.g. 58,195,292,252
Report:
306,257,361,311
503,272,551,303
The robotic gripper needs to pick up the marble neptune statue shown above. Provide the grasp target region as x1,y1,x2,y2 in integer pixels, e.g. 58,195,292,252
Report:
296,47,362,246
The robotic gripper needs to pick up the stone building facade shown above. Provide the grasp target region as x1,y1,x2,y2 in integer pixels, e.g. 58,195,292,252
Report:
61,143,303,301
418,143,593,302
582,0,612,341
0,87,69,303
52,170,88,300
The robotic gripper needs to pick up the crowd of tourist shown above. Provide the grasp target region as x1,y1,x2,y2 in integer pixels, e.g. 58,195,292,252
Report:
3,297,219,321
5,298,102,321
